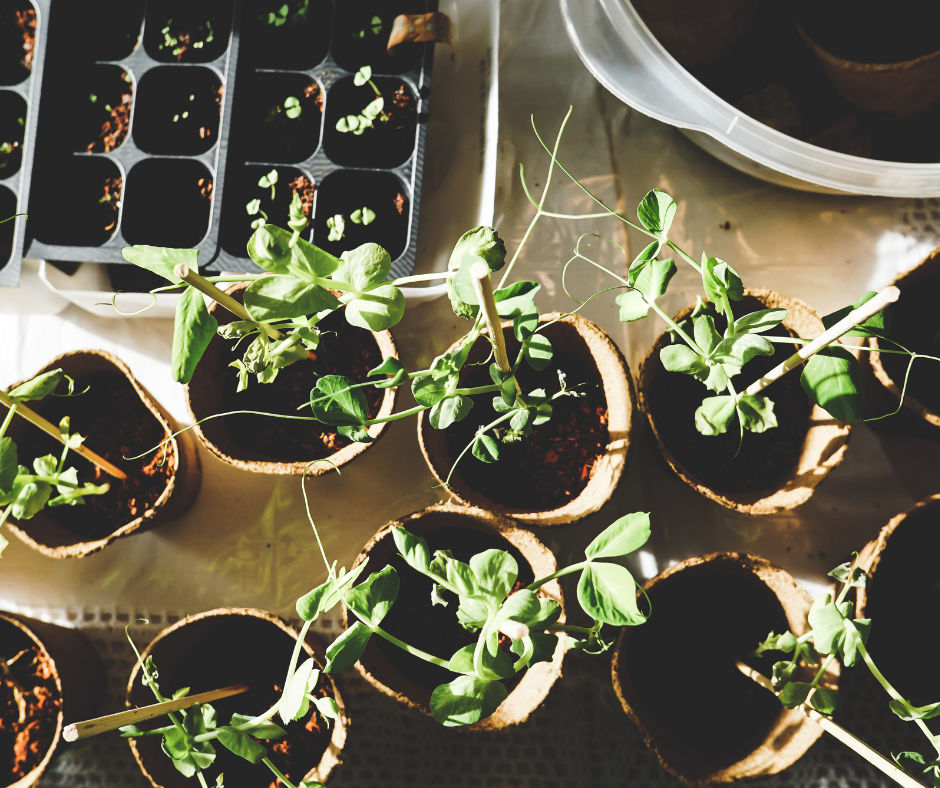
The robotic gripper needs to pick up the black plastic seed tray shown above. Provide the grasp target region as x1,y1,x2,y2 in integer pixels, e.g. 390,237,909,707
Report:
5,0,437,287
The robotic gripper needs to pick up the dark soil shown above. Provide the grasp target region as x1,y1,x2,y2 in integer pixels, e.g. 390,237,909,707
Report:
78,67,133,153
0,626,60,787
12,372,175,541
681,1,940,161
242,0,332,70
132,617,332,788
322,76,417,168
33,158,123,247
0,91,25,175
620,559,791,776
121,159,213,247
332,1,425,75
57,0,144,61
863,501,940,704
134,66,222,156
0,2,34,85
312,170,409,261
879,276,940,414
144,0,233,63
246,74,323,163
219,310,384,462
374,526,536,692
646,297,812,495
444,329,609,512
0,186,14,265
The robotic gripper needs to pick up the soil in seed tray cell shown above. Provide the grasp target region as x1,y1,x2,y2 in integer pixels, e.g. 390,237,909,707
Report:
144,0,233,63
32,157,122,247
0,185,14,266
0,0,35,86
121,159,213,248
56,0,144,61
221,164,314,257
243,73,323,164
647,298,811,494
72,64,134,154
10,372,175,540
374,525,536,692
332,1,426,75
134,66,222,156
323,75,418,168
242,0,332,70
130,617,333,788
218,309,383,462
0,90,25,176
312,170,409,260
0,622,61,787
621,563,791,774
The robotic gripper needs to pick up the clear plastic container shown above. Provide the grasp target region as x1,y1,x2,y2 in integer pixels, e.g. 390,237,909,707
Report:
560,0,940,197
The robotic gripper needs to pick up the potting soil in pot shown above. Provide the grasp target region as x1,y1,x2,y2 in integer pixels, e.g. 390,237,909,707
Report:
219,310,383,461
0,621,60,787
12,372,175,540
0,1,35,84
620,563,790,773
647,298,811,495
444,347,608,511
374,526,535,692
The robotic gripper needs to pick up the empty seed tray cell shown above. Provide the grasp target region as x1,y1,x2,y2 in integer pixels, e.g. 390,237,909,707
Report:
5,0,439,287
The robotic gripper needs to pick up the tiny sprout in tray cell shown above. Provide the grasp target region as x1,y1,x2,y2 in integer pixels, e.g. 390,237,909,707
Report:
335,66,389,135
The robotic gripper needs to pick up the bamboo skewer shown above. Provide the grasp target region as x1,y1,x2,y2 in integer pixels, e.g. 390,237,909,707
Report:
745,285,900,397
173,265,284,340
63,683,250,742
736,662,924,788
471,261,512,375
0,392,127,481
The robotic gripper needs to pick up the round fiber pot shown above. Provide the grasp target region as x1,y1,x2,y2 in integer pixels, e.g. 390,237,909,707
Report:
612,552,838,785
638,289,850,515
1,611,105,788
185,282,398,475
868,246,940,434
343,503,568,731
126,608,346,788
5,350,201,558
419,313,635,527
856,494,940,704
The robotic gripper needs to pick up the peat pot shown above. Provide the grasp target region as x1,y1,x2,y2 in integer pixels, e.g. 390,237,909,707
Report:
185,282,398,475
419,313,636,526
0,611,105,788
612,552,839,785
638,288,850,514
126,608,346,788
5,350,201,558
344,503,568,731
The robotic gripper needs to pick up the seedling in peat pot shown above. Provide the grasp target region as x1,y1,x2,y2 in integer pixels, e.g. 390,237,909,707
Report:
335,66,389,135
742,558,940,788
0,369,126,555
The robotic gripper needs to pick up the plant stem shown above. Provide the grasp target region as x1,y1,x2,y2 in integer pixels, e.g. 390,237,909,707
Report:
811,654,837,688
666,240,702,274
389,271,454,287
444,411,515,487
0,401,15,440
16,475,79,488
361,404,426,426
527,561,588,592
262,757,298,788
539,623,594,634
372,624,451,668
454,384,502,397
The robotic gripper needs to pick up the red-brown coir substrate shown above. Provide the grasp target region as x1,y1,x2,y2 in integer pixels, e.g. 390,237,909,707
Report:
219,311,383,462
13,372,174,540
444,354,609,511
0,644,60,786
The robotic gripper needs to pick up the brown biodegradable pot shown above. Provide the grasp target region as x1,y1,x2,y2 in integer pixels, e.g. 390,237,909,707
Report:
795,22,940,118
5,350,201,559
185,282,398,475
869,246,940,433
418,313,636,527
1,611,105,788
343,503,568,731
856,494,940,704
126,608,346,788
612,552,839,785
638,288,850,515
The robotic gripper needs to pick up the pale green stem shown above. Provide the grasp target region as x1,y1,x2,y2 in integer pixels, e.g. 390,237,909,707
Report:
527,561,588,592
389,272,454,287
0,402,16,440
361,404,426,426
262,757,298,788
811,654,837,688
372,624,451,669
666,240,702,274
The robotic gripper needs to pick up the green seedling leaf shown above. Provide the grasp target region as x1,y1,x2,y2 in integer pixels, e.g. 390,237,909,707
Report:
246,199,261,215
470,549,517,602
430,675,508,727
9,369,65,402
889,699,940,722
694,314,721,355
585,512,651,559
229,714,286,740
345,565,399,627
754,631,798,656
121,246,196,285
284,96,302,118
710,333,774,367
447,644,476,674
447,226,506,319
577,563,645,626
172,687,191,700
430,395,473,429
354,65,372,86
244,277,340,322
345,284,405,331
702,256,744,316
801,347,864,422
216,726,267,763
637,189,676,237
809,686,841,715
822,291,891,338
9,480,51,520
280,657,319,722
738,394,777,434
0,438,17,494
472,433,499,463
324,621,372,674
829,562,867,589
514,302,539,341
841,618,870,667
528,633,559,665
733,308,788,334
369,357,407,388
247,225,341,280
617,258,678,321
258,169,278,189
807,593,845,656
310,375,369,427
772,661,797,690
312,696,339,725
392,526,431,573
412,375,449,407
493,281,540,318
171,287,219,384
522,333,553,371
334,242,390,289
778,681,811,709
694,395,737,436
296,561,369,621
362,97,384,120
660,345,707,377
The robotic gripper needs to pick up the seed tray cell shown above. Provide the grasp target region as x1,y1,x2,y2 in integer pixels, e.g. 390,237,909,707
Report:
6,0,438,286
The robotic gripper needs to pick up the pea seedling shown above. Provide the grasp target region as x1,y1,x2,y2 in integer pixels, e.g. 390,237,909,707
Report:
745,558,940,788
335,66,388,136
